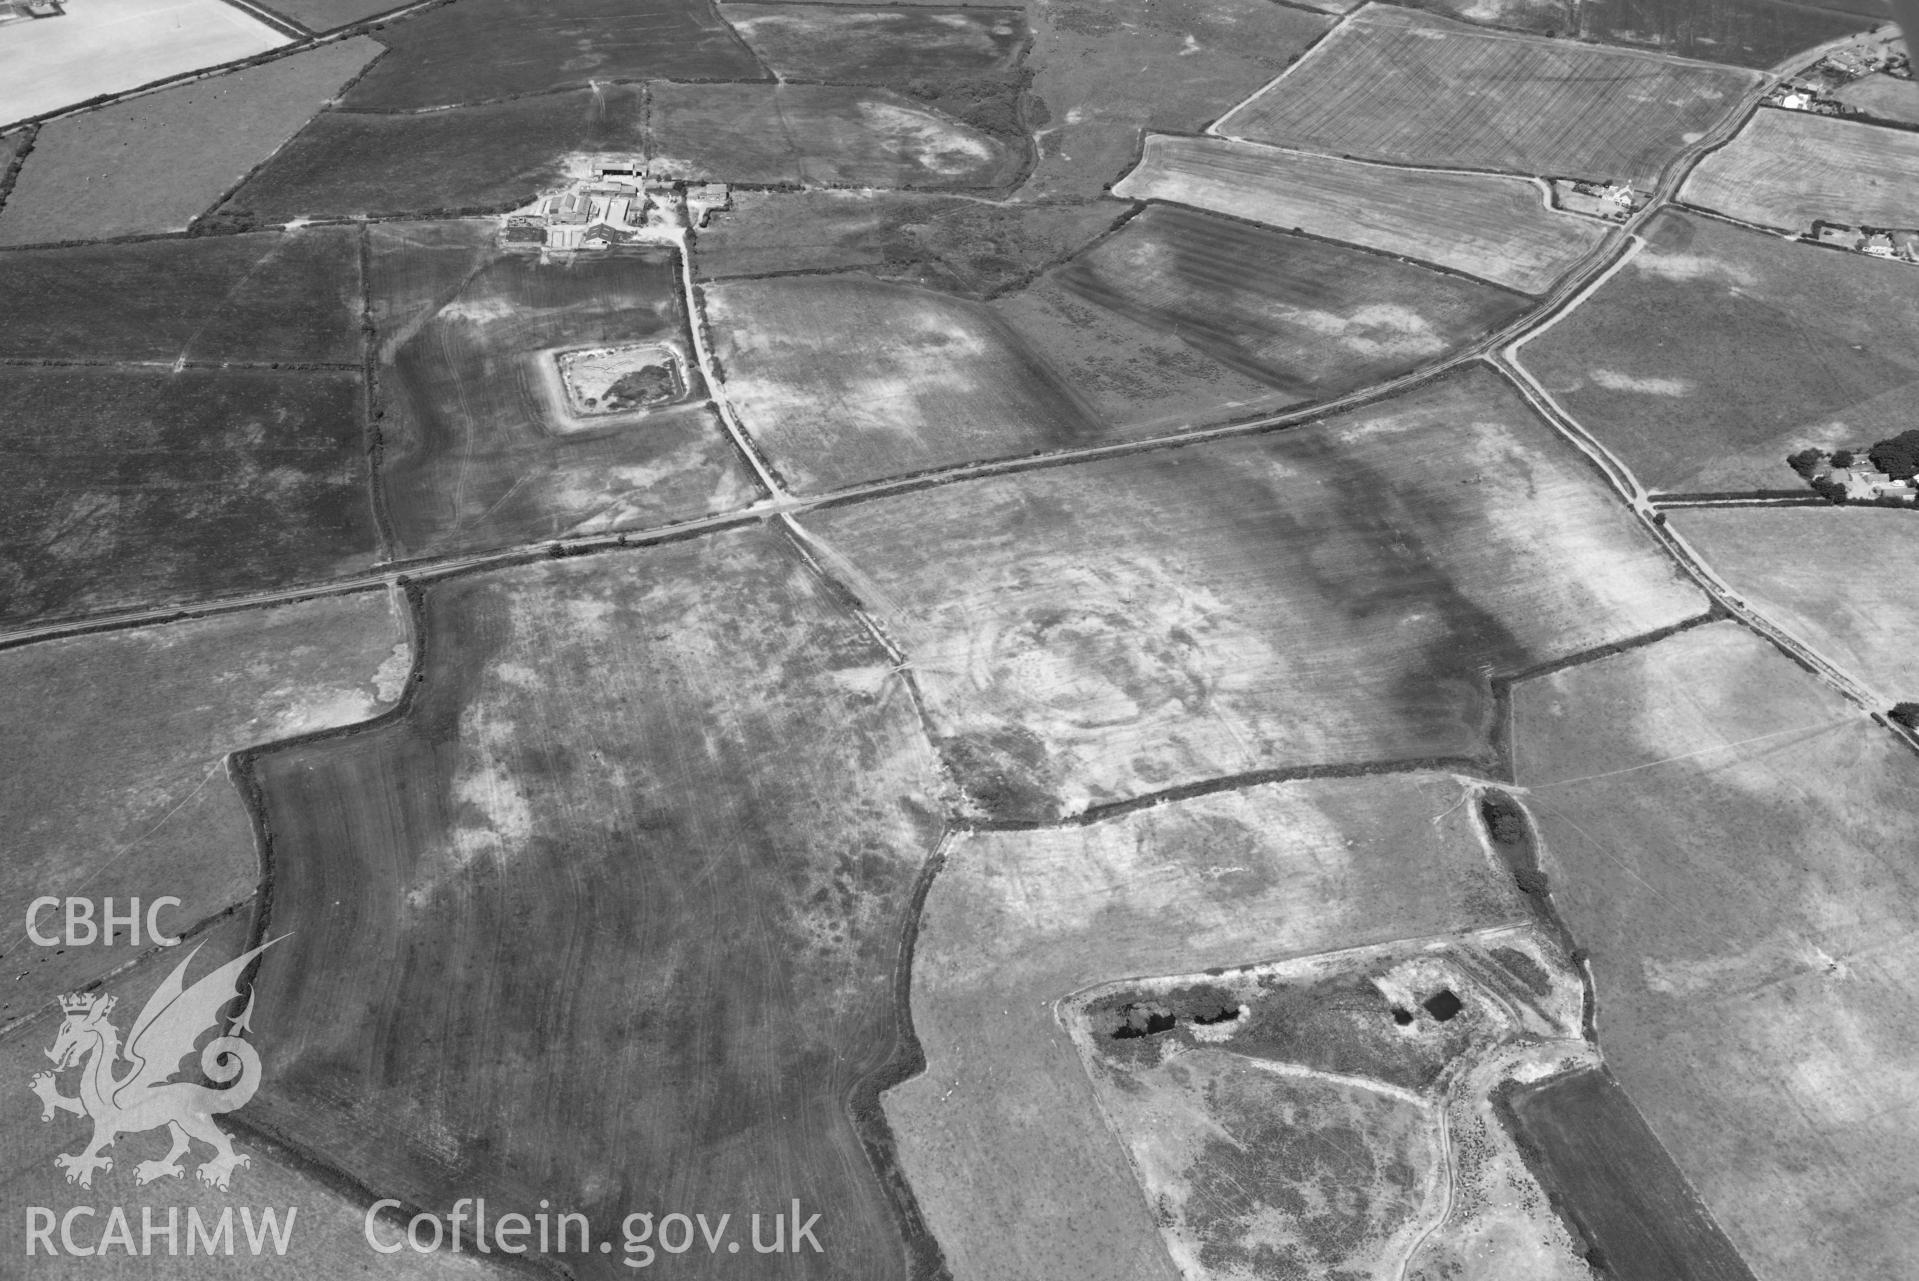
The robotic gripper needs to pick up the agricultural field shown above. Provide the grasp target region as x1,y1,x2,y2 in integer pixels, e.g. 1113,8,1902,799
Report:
1216,6,1759,186
368,221,758,556
1017,0,1330,198
1681,107,1919,231
270,0,412,31
0,592,405,1026
1504,1068,1759,1280
240,533,947,1281
0,367,378,625
1114,134,1611,294
701,273,1097,490
342,0,762,111
724,5,1026,80
0,40,378,247
1050,205,1531,402
216,86,645,223
800,366,1703,821
992,277,1300,434
1515,209,1919,493
1512,621,1919,1280
0,229,362,364
1669,507,1919,699
1832,71,1919,123
692,187,1119,298
1398,0,1878,67
0,912,516,1279
649,83,1023,189
882,773,1530,1281
0,0,288,128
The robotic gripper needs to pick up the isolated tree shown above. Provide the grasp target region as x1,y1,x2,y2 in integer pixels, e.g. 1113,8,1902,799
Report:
1786,448,1824,477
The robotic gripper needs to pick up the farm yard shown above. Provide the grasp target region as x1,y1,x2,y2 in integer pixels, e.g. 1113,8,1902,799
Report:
649,83,1025,189
691,188,1119,298
241,536,947,1281
1512,622,1919,1281
1114,134,1611,294
883,773,1530,1281
700,273,1097,489
0,594,405,1025
1515,209,1919,494
800,367,1703,821
1681,107,1919,231
1215,6,1760,186
0,40,378,246
367,222,758,556
0,0,287,128
1670,508,1919,697
1,0,1914,1273
1049,205,1531,398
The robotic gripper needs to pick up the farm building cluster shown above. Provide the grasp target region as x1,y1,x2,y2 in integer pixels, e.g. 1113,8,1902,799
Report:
1790,435,1919,505
0,0,63,24
1550,178,1643,222
1811,220,1919,262
1768,38,1909,113
500,160,730,252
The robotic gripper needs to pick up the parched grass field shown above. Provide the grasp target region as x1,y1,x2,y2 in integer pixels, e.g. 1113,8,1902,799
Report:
0,593,405,1028
1215,6,1759,186
883,773,1528,1281
1086,1049,1445,1278
0,367,378,625
692,188,1118,298
0,0,288,129
0,40,379,247
1512,621,1919,1280
1680,108,1919,231
369,221,757,556
1515,210,1919,493
702,273,1098,490
1051,205,1531,405
650,83,1023,189
801,366,1703,821
992,276,1299,434
1670,507,1919,699
1115,134,1610,294
0,229,361,364
1832,71,1919,125
0,913,517,1280
1398,0,1876,67
1017,0,1330,198
724,5,1026,80
218,86,645,223
243,533,947,1280
342,0,762,111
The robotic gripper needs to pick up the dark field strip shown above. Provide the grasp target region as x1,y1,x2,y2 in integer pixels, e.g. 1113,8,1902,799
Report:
0,228,362,363
0,365,380,627
1217,6,1760,185
1505,1069,1758,1280
236,532,947,1280
218,87,646,223
341,0,765,111
1053,204,1531,398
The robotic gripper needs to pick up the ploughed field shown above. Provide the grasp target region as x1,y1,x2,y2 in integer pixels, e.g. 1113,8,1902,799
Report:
798,366,1703,821
367,221,758,556
1396,0,1879,67
1515,209,1919,494
1215,6,1759,186
241,535,948,1281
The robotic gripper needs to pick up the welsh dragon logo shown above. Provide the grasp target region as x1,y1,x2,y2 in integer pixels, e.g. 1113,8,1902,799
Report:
30,938,279,1190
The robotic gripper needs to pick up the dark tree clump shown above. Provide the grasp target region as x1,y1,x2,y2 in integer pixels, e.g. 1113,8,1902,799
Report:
1869,428,1919,481
1830,449,1856,468
1515,868,1551,896
1810,476,1849,504
1786,448,1824,477
1891,703,1919,731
